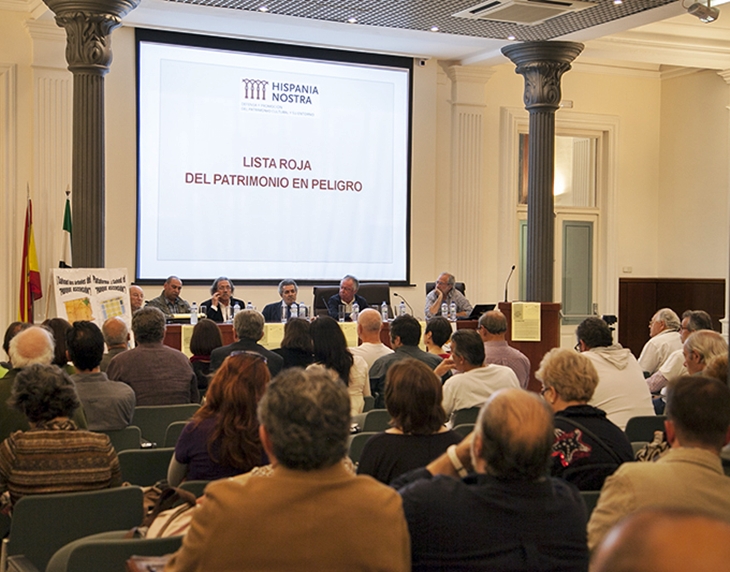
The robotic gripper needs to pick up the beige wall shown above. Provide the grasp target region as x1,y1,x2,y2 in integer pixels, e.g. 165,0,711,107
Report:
1,11,728,330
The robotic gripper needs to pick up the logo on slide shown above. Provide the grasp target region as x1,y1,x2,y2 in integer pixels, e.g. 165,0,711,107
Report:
241,79,269,100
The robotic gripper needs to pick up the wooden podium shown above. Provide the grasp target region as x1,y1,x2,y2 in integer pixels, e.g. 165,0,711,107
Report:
498,302,561,393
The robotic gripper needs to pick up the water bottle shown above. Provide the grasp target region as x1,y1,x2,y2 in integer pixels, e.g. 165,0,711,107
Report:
441,302,448,318
399,300,406,316
381,301,389,322
281,302,287,323
299,304,308,320
291,304,298,319
233,302,241,321
246,301,253,311
450,300,457,321
190,302,198,325
351,301,359,322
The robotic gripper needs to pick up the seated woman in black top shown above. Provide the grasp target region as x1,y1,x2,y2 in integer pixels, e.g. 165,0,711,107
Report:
189,319,223,396
273,318,313,370
357,358,461,485
537,347,634,491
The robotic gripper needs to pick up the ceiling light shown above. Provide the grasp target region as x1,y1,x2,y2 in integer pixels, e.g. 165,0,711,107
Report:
258,6,269,12
507,34,516,40
430,25,439,31
613,0,622,4
687,0,720,22
347,17,357,23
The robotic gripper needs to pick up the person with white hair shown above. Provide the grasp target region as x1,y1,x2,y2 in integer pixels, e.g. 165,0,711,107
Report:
638,308,682,375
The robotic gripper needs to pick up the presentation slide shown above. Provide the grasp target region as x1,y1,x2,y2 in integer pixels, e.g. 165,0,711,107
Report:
137,33,411,283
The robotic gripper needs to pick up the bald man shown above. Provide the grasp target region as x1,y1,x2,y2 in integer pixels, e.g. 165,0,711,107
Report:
592,508,730,572
396,388,588,571
130,285,145,313
100,316,130,372
478,310,531,388
350,308,393,370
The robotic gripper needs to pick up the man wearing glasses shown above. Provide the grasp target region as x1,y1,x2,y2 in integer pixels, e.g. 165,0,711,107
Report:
327,275,369,322
425,272,472,320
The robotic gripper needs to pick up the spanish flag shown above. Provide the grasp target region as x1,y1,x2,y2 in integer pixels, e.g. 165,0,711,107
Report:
19,198,42,322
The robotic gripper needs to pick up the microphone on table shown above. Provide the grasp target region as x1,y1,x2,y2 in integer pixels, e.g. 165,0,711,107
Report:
393,292,414,316
504,265,516,303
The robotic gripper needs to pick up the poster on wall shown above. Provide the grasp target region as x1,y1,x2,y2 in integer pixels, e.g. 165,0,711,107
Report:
52,268,132,330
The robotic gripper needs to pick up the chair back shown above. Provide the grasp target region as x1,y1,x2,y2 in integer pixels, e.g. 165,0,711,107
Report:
363,395,375,413
451,407,481,427
425,282,466,295
348,432,377,464
178,480,210,498
357,283,391,309
99,426,142,452
164,421,188,448
624,415,666,442
361,409,392,432
2,486,143,572
131,404,200,446
118,448,176,486
312,286,339,317
580,490,601,519
452,423,474,438
46,531,182,572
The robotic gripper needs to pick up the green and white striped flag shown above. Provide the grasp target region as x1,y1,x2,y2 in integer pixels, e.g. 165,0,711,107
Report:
60,190,72,268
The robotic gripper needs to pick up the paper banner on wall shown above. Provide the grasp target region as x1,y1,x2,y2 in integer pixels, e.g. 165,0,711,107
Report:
511,302,541,342
52,268,132,331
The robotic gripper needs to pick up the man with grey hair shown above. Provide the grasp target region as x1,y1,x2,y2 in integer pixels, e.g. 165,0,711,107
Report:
262,279,300,322
350,308,393,369
638,308,682,375
327,274,368,321
99,316,130,372
425,272,473,320
683,329,727,376
0,326,87,441
165,367,410,572
201,276,244,323
478,309,531,388
210,309,283,377
395,388,588,571
107,307,198,405
145,275,191,316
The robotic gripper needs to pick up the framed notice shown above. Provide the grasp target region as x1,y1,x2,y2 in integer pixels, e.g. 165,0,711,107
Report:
511,302,541,342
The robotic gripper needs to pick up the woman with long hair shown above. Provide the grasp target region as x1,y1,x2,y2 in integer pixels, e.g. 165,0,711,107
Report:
189,318,224,396
309,316,369,416
42,318,74,374
168,353,269,485
273,318,314,370
357,358,461,484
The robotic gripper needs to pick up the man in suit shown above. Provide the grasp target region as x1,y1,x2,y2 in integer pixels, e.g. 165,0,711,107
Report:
587,375,730,550
201,277,245,323
327,274,368,321
262,279,301,322
210,309,283,377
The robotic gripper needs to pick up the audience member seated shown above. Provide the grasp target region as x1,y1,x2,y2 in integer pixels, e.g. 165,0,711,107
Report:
576,317,654,430
638,308,682,376
272,318,313,370
350,308,392,369
704,353,728,383
107,307,199,405
168,353,269,486
1,327,87,442
370,315,442,409
423,317,452,358
210,310,283,377
478,310,531,389
164,367,410,572
0,364,121,510
592,508,730,572
201,276,244,323
587,375,730,550
188,318,223,395
327,274,368,321
309,316,369,416
262,279,300,323
357,359,461,484
100,316,129,372
43,317,75,374
436,329,519,422
146,275,191,316
424,272,472,319
537,348,633,491
129,284,145,313
683,329,727,376
395,388,588,572
67,321,136,431
1,322,30,372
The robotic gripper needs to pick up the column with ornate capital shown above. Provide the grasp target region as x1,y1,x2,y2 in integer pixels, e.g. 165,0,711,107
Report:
42,0,139,268
502,42,583,302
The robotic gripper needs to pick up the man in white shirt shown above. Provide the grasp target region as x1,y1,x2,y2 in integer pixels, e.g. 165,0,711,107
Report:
576,317,654,430
437,329,519,421
350,308,393,370
638,308,682,375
